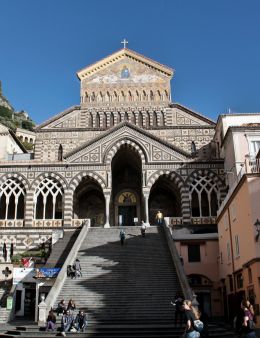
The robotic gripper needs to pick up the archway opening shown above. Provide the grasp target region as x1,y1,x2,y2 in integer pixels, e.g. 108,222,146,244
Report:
111,144,142,226
149,175,181,224
73,177,105,227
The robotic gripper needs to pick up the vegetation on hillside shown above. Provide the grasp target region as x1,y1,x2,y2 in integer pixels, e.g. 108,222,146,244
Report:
0,105,35,132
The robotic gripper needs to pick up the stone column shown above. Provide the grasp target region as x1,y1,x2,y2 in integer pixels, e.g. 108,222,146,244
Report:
63,189,73,227
24,190,34,227
181,186,191,224
143,191,150,226
104,190,111,228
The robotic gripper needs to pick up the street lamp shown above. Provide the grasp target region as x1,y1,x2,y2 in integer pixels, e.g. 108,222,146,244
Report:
254,219,260,241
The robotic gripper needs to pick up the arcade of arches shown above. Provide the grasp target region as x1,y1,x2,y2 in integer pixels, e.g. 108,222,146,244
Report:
0,161,223,227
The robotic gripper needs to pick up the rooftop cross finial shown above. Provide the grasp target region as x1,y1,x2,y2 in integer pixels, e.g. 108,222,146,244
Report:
121,38,128,49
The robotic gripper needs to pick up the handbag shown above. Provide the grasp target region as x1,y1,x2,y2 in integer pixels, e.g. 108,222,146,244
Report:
248,319,255,330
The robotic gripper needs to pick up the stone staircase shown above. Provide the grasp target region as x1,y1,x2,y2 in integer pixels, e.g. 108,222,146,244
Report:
45,229,80,268
54,226,180,324
0,226,236,337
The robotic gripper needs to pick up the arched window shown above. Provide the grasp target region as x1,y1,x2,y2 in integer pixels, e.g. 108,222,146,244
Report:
91,92,95,102
157,90,162,102
58,144,63,162
0,178,25,220
143,90,147,101
110,113,114,127
95,113,100,127
85,92,89,103
88,113,93,127
150,90,154,101
34,178,64,219
114,91,118,102
191,191,200,216
105,91,110,102
128,91,132,101
189,175,220,217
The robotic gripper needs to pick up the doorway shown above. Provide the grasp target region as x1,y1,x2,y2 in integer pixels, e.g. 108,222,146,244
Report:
118,205,137,226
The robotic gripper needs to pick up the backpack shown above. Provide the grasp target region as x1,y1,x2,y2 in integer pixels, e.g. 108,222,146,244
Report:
194,319,204,332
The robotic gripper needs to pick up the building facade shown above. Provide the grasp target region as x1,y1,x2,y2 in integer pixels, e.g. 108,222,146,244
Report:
0,48,229,316
216,115,260,323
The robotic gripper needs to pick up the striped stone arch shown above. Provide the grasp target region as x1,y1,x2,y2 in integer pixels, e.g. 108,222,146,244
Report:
146,170,185,190
69,171,106,192
0,173,29,191
30,172,68,191
104,138,147,165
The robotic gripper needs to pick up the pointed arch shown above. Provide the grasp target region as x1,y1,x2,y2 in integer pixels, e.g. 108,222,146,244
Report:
69,172,106,192
34,177,64,220
147,170,185,190
0,178,26,220
88,112,93,127
186,169,226,217
104,138,147,165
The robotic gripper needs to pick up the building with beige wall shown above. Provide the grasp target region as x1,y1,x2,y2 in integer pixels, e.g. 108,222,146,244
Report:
216,114,260,324
0,123,27,161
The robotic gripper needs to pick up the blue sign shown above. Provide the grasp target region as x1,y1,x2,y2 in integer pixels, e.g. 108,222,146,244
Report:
35,268,60,278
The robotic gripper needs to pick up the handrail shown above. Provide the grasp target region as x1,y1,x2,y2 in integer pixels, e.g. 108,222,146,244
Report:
163,222,193,300
44,221,90,313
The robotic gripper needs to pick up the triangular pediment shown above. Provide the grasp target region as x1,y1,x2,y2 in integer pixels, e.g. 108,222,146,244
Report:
77,48,173,81
64,122,191,164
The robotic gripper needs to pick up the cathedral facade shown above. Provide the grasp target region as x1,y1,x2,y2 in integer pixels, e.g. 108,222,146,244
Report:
0,48,226,257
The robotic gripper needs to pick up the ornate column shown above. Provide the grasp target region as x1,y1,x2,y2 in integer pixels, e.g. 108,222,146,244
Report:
63,189,73,227
143,188,150,226
24,190,34,227
181,185,191,224
104,190,111,228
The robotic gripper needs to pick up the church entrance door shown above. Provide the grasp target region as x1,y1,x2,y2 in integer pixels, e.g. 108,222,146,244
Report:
111,145,143,226
118,205,137,226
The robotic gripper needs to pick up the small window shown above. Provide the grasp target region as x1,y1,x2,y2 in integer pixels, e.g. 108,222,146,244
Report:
251,141,260,156
227,242,231,263
188,244,201,262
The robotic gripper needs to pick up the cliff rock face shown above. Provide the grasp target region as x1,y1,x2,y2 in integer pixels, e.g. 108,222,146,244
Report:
0,81,13,111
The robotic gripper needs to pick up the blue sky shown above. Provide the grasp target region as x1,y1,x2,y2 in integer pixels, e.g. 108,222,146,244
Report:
0,0,260,124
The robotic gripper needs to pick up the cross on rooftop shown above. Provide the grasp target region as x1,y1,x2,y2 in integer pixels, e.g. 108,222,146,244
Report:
121,38,128,49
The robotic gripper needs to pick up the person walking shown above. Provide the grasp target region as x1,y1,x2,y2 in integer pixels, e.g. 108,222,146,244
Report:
45,310,56,332
140,221,146,237
241,300,256,338
171,293,184,327
73,258,82,278
155,210,163,225
119,229,126,245
183,299,201,337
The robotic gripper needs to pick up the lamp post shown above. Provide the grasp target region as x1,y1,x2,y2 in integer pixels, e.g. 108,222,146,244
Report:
254,219,260,241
